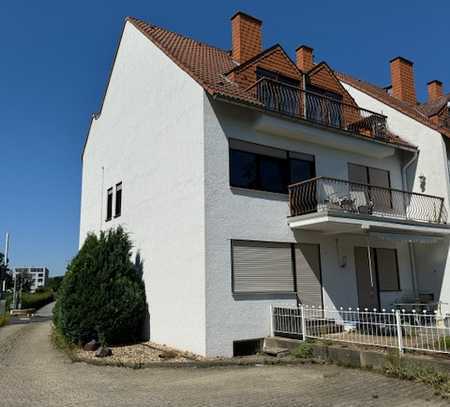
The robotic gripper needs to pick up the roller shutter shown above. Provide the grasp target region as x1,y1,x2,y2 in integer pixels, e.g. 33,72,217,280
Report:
295,243,323,307
232,240,294,293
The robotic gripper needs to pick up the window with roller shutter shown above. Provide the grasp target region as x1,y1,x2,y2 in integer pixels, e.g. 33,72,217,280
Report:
232,240,295,294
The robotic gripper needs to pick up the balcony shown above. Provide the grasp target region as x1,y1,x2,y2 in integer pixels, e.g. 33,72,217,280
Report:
247,78,388,140
288,177,449,234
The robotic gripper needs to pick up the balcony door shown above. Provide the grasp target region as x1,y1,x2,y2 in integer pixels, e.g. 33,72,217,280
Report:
305,85,343,128
348,164,392,214
256,68,300,116
354,247,380,310
354,247,400,310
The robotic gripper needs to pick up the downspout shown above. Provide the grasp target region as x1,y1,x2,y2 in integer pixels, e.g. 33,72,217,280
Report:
301,72,307,118
402,149,419,298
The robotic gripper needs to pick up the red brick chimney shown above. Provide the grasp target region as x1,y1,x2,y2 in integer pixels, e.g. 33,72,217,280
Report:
231,12,262,64
427,80,443,102
390,57,416,105
296,45,314,71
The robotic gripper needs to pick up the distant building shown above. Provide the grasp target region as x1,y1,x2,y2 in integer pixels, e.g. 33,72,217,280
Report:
14,267,49,292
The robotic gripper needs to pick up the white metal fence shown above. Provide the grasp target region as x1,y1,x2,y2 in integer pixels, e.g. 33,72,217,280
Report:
271,305,450,354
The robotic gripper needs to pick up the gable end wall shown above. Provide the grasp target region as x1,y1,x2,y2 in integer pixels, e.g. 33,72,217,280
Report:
80,22,207,355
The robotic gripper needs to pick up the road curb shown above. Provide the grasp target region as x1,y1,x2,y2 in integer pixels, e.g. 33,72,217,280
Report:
68,353,318,369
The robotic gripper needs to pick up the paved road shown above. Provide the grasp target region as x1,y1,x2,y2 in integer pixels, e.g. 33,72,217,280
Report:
0,309,447,407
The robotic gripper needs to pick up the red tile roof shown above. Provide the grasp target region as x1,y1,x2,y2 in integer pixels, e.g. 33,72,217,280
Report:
128,17,262,107
418,94,450,117
336,71,450,139
127,17,415,149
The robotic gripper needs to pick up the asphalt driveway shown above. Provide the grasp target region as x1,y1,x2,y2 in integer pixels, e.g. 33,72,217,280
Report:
0,308,447,407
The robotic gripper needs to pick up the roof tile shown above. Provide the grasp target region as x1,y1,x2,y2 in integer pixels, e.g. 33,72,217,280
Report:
336,71,450,139
127,17,416,148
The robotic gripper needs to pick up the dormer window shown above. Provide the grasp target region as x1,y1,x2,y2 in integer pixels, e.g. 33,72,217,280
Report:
256,68,300,116
305,84,343,128
256,68,300,87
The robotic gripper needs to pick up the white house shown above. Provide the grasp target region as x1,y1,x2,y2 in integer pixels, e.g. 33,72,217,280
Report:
336,58,450,315
79,12,450,357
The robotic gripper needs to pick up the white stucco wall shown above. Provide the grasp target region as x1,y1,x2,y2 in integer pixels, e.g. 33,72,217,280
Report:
203,98,413,356
79,23,438,358
340,83,450,203
341,83,450,313
80,23,207,354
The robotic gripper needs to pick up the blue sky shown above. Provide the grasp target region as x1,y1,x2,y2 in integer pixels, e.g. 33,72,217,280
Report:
0,1,448,276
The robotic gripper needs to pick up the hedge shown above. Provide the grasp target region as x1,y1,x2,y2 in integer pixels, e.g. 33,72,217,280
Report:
21,289,55,310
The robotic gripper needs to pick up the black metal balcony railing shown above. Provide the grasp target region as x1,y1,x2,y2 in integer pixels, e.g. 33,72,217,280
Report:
247,78,388,140
288,177,447,225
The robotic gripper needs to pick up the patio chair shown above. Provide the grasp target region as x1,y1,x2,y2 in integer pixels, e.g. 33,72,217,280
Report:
350,190,373,215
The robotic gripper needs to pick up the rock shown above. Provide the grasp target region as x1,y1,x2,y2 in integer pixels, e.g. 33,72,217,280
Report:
95,346,112,358
83,340,99,352
263,346,289,357
158,350,178,359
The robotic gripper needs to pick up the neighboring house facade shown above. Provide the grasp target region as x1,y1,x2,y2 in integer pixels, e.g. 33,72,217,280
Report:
79,12,450,357
14,266,49,292
336,59,450,314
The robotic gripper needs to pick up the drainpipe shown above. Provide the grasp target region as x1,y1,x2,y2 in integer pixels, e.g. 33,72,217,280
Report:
301,73,307,118
402,149,419,298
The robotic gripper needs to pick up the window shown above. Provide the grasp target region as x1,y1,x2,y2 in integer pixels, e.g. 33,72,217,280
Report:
259,155,288,193
348,163,392,211
289,152,315,184
230,149,258,189
305,84,343,128
375,248,400,291
115,182,122,218
229,139,315,194
106,188,113,221
232,240,295,294
256,68,300,87
348,163,390,188
256,68,300,116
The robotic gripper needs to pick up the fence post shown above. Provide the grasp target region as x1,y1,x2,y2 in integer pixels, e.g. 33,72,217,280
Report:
270,305,274,337
300,305,306,341
395,310,403,354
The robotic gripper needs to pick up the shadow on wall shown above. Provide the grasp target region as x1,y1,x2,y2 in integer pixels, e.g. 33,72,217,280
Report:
414,239,450,306
135,251,151,341
292,230,361,310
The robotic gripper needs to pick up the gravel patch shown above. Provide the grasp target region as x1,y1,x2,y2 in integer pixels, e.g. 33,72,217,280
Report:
74,341,206,365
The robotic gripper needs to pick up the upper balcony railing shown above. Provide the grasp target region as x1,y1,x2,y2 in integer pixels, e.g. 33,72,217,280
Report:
247,78,388,140
288,177,447,225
